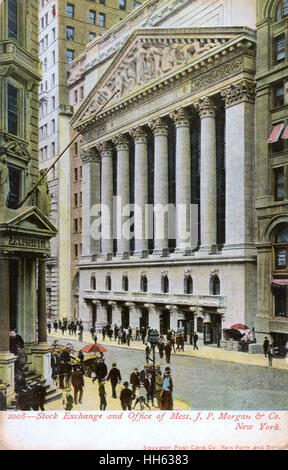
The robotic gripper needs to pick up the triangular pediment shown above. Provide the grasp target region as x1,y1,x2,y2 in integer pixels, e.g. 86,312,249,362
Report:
72,27,248,129
5,206,58,236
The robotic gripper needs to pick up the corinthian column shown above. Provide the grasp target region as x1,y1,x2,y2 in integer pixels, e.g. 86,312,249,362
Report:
149,118,169,254
112,134,130,256
170,108,191,252
221,80,255,250
97,142,114,255
81,147,101,257
130,127,149,254
197,97,217,252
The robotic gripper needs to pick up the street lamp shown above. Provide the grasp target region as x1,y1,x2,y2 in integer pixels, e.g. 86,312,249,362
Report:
147,329,160,407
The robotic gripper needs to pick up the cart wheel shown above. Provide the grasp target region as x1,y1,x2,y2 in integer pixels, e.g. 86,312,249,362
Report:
84,366,91,377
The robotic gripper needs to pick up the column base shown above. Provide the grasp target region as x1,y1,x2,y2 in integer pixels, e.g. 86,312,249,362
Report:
199,244,218,254
152,248,170,257
30,343,53,385
0,352,17,398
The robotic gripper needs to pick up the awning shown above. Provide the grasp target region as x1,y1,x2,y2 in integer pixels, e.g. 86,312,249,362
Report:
272,279,288,287
267,123,284,143
282,124,288,140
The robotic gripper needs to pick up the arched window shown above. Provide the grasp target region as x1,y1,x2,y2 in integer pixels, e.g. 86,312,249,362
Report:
140,275,148,293
90,275,96,290
275,0,288,21
274,223,288,270
122,275,129,292
162,275,169,293
184,275,193,294
210,275,220,295
106,275,111,291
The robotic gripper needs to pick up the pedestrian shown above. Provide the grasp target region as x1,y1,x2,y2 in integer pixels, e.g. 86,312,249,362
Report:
90,326,95,340
135,327,140,341
120,382,134,410
117,330,122,345
263,337,270,357
63,388,74,410
133,383,151,410
71,365,84,404
17,387,31,411
154,365,162,408
93,357,108,384
99,379,107,410
93,334,98,344
47,322,51,334
144,372,153,405
130,367,140,394
164,341,172,363
106,362,122,399
176,333,181,352
193,332,199,350
31,384,46,411
267,344,275,367
51,352,59,384
179,334,185,352
78,329,83,342
170,333,176,353
145,343,150,363
53,321,58,332
102,326,106,341
158,338,164,358
141,326,146,344
78,350,84,362
160,367,173,410
114,324,119,341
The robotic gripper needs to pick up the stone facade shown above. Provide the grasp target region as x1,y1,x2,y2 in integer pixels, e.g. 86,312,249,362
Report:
69,0,259,348
254,0,288,353
0,0,57,401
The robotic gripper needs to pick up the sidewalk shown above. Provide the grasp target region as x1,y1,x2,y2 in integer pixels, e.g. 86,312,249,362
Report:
44,377,190,412
48,330,288,371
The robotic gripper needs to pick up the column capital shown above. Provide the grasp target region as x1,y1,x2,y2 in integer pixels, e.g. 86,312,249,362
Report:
221,80,256,108
96,141,114,158
112,134,129,150
80,147,100,164
196,96,216,118
129,126,148,143
169,107,190,126
148,117,169,136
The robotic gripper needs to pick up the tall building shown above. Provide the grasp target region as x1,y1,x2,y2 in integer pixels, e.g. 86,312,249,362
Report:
255,0,288,354
70,0,259,348
0,0,57,400
38,0,145,321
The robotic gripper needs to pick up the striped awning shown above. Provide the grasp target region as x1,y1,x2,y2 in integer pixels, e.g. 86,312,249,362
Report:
282,124,288,140
267,123,284,143
272,279,288,287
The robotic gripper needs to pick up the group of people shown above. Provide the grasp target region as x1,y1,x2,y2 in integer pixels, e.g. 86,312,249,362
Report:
47,319,84,339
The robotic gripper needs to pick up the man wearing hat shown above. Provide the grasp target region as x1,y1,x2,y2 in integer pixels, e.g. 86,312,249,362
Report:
120,382,134,410
130,367,140,394
106,362,122,399
154,364,162,408
160,367,173,410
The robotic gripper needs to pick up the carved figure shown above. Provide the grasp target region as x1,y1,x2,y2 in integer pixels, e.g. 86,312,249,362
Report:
36,170,50,216
0,152,9,209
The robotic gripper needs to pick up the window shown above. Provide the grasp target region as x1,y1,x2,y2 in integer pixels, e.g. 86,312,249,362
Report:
45,12,48,26
140,275,148,292
74,244,78,257
51,119,55,133
274,34,286,63
184,275,193,294
89,10,96,24
74,142,78,155
211,276,220,295
275,0,288,21
274,82,285,107
80,191,82,206
122,275,129,292
106,275,112,291
88,32,96,41
7,0,17,40
275,224,288,270
66,3,74,18
74,89,78,103
80,166,82,180
66,26,74,40
79,218,82,232
74,193,78,207
51,141,55,157
7,83,18,136
118,0,126,10
52,95,55,109
74,218,78,232
66,49,74,63
162,275,169,293
80,86,84,100
274,167,285,201
98,12,105,27
74,167,78,181
51,73,55,87
91,276,96,290
52,27,56,41
7,165,21,209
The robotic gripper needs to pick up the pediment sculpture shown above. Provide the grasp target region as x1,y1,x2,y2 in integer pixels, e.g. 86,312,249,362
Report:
81,37,224,122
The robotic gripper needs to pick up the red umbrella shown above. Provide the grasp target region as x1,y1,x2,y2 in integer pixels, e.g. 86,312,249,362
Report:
80,344,107,353
230,323,249,331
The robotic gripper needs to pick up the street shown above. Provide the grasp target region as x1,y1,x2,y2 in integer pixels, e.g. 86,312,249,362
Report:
48,336,288,410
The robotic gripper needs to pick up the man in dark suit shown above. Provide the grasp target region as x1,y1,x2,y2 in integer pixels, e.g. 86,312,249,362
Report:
106,362,122,399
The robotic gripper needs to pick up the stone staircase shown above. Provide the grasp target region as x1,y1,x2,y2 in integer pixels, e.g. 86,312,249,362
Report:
8,369,63,410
